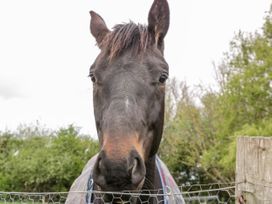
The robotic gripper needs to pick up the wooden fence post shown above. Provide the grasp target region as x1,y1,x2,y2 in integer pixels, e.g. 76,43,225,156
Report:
235,136,272,204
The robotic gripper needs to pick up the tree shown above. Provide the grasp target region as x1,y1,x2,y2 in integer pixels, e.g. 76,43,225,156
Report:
159,5,272,184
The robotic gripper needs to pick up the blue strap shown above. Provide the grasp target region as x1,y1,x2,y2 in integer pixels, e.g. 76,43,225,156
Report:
85,177,94,204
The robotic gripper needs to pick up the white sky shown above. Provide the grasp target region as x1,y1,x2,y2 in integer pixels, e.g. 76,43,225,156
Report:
0,0,271,136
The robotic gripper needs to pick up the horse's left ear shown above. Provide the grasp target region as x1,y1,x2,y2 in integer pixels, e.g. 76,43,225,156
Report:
148,0,170,52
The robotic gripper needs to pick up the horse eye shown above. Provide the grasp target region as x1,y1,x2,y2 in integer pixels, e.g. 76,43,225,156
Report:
89,72,96,83
159,72,168,83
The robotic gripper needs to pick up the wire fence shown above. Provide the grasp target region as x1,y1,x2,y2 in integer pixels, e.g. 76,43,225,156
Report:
4,182,272,204
0,183,237,204
182,183,236,203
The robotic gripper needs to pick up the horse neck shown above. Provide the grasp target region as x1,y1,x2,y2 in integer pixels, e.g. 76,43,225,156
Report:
143,155,162,190
139,155,163,204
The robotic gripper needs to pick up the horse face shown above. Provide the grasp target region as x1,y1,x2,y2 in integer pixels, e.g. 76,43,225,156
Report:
89,0,169,191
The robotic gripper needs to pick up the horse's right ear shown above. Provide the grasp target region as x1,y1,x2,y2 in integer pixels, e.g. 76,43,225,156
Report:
90,11,110,47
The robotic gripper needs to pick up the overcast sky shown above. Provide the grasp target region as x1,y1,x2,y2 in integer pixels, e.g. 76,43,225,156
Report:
0,0,271,136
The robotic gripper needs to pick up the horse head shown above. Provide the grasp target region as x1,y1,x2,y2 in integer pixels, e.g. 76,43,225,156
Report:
89,0,170,192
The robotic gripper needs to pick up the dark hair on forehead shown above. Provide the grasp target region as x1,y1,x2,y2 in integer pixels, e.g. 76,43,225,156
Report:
100,22,150,60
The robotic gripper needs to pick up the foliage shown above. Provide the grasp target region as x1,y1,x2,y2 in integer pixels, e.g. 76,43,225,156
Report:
159,5,272,184
0,125,99,192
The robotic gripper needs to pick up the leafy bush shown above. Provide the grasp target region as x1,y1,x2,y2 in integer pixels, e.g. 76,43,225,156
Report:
0,125,98,192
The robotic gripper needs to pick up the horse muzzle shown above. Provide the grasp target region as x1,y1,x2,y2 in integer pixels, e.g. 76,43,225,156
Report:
92,137,146,191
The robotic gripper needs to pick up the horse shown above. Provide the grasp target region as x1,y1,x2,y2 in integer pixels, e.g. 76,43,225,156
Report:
66,0,184,203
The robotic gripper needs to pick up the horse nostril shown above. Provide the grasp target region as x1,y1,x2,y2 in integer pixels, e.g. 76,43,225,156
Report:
93,156,106,188
131,158,138,176
98,158,102,171
131,156,145,187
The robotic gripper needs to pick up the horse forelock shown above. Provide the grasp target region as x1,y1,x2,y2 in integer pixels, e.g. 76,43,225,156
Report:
100,22,150,61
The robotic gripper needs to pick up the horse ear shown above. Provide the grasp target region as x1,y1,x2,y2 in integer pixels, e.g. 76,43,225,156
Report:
90,11,110,47
148,0,170,51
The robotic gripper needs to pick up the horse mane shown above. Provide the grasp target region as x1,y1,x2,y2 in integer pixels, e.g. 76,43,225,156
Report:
100,22,150,60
